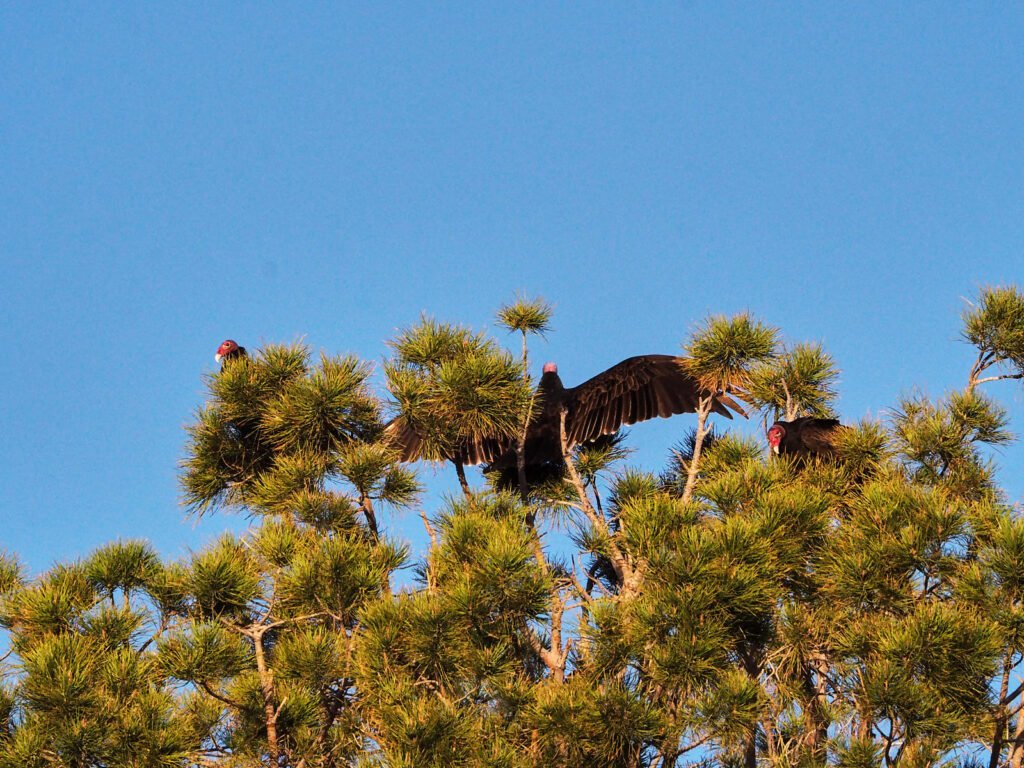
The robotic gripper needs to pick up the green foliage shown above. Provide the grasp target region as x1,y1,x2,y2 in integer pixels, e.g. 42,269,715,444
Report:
0,554,24,597
276,532,405,620
832,419,892,478
7,296,1024,767
963,285,1024,387
746,342,840,420
263,353,381,452
385,316,535,463
574,431,632,486
337,442,421,508
158,622,251,682
0,544,209,767
180,342,406,532
496,293,554,337
187,534,261,619
85,539,162,598
660,426,724,495
683,312,779,392
892,389,1011,499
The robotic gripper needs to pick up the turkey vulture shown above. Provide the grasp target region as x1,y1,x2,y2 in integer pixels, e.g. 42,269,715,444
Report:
387,355,747,477
215,340,247,369
767,417,844,461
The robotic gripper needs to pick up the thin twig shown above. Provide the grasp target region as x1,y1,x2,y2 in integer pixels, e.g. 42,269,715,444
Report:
420,510,438,550
199,679,243,709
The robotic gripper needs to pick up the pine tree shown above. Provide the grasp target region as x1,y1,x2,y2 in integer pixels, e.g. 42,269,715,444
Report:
384,316,535,496
2,287,1023,767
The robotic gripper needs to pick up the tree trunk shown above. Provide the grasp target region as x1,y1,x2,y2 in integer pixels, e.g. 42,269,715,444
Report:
681,400,711,504
990,652,1013,768
744,730,758,768
516,332,532,504
453,457,471,498
802,667,825,759
360,494,379,540
558,407,634,591
742,648,761,768
1009,693,1024,768
802,651,830,762
855,673,873,742
252,628,282,764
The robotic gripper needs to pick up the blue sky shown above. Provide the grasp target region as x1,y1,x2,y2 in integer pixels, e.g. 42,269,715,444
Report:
2,3,1022,575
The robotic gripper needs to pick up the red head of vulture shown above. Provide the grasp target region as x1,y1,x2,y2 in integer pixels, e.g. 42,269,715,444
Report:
215,340,247,369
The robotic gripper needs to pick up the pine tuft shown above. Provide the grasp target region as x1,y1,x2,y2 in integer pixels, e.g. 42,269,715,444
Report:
683,312,779,392
495,293,554,336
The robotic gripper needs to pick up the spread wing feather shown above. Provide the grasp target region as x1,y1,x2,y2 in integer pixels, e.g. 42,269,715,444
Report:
387,355,749,468
382,419,423,462
562,355,746,446
383,418,505,466
459,434,505,466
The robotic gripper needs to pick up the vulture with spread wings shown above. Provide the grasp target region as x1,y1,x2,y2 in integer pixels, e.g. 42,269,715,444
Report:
386,354,747,477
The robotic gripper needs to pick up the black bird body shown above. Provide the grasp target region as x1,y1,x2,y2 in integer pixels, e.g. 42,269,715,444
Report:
767,417,844,461
388,354,747,473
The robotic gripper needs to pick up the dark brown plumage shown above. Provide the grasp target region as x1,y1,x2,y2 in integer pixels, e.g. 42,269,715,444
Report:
384,419,503,466
767,417,844,461
387,354,747,472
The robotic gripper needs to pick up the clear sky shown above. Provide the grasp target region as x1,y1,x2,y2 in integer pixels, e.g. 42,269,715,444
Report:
2,3,1022,575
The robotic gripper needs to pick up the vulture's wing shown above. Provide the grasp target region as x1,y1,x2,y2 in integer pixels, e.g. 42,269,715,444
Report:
382,418,423,462
382,417,507,465
457,433,508,466
560,355,748,446
797,418,843,454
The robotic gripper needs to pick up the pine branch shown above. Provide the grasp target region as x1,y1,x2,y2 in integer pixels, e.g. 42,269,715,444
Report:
295,696,341,768
198,679,243,710
993,653,1015,768
420,510,438,550
558,406,635,593
971,372,1024,389
453,458,471,498
519,621,559,679
136,614,176,655
359,493,379,540
567,557,597,603
539,497,583,512
252,625,281,762
680,397,713,504
1010,699,1024,768
1002,679,1024,708
516,337,534,504
675,730,716,756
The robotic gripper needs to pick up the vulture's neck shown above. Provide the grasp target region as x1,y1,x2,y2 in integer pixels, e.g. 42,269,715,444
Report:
537,371,564,395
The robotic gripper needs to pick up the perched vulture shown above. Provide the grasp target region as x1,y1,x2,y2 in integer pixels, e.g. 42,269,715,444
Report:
215,340,247,369
767,417,844,461
387,355,747,482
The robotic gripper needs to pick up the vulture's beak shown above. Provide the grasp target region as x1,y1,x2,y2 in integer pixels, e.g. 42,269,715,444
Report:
772,445,779,454
215,353,223,363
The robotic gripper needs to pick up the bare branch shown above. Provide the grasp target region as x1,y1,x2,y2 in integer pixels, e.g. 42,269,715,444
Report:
420,509,438,550
971,372,1024,389
198,679,243,710
680,397,713,504
558,406,635,592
